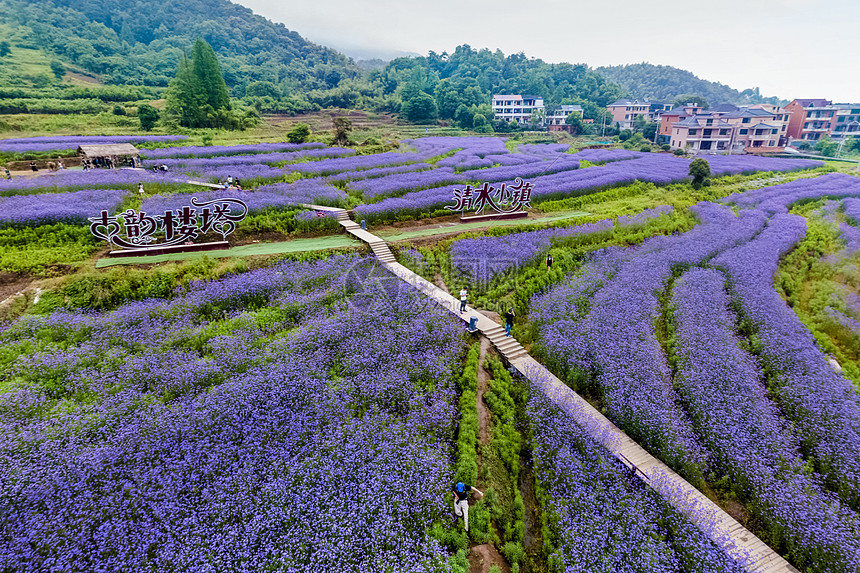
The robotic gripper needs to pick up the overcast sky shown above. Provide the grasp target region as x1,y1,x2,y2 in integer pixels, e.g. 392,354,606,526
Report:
235,0,859,102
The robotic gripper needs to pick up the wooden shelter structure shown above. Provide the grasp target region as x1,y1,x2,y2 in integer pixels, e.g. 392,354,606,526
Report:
77,143,140,168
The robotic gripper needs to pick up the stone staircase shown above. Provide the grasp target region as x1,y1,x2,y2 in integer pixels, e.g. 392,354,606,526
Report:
482,321,528,361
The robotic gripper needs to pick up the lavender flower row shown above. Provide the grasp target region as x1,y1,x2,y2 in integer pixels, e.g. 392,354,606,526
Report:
141,181,347,214
0,135,187,153
324,163,433,185
844,197,860,227
569,148,645,163
711,214,860,507
0,169,185,195
405,136,499,156
532,203,770,476
141,147,354,170
725,172,856,213
526,386,747,572
139,142,325,159
351,168,465,200
451,205,674,284
0,188,127,226
671,268,860,570
286,151,425,176
517,143,571,157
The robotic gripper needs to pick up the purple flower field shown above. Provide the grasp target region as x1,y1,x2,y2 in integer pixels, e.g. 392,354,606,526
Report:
529,175,860,570
671,268,860,568
0,256,467,571
140,142,325,159
527,387,748,572
0,135,188,153
356,151,822,222
0,188,127,226
142,180,348,214
1,137,858,571
450,205,673,284
711,214,860,508
141,147,354,171
726,172,860,213
0,136,825,227
0,168,185,196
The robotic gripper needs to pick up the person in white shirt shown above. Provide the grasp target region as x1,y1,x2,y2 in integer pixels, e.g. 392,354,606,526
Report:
459,288,467,313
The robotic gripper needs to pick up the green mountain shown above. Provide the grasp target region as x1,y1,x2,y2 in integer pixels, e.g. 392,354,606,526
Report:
0,0,360,92
595,63,783,106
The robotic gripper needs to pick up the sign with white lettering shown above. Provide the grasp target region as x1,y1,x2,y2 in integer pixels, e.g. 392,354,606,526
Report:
444,177,533,215
89,197,248,250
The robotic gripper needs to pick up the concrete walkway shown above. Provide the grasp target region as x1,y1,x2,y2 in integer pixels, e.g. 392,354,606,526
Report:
328,206,799,573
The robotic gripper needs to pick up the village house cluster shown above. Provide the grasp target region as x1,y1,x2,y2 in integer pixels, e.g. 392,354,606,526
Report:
492,94,860,154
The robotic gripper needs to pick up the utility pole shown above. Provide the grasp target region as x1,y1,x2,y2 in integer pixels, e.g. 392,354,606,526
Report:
602,110,607,137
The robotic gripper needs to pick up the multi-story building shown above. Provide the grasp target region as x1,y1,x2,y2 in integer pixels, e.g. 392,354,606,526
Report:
492,94,545,126
545,104,589,132
546,104,584,126
832,105,860,139
607,99,650,129
663,103,788,153
658,103,704,143
648,102,672,122
669,116,737,153
784,99,860,142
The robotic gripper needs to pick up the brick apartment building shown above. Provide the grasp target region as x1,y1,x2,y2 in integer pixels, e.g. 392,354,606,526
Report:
663,104,788,153
607,99,651,129
784,99,860,142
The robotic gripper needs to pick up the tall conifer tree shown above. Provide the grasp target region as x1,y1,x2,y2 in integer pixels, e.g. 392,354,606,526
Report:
191,39,231,111
165,39,231,127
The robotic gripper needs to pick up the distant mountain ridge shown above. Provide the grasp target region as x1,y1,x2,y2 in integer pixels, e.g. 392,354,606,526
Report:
595,63,784,106
0,0,785,116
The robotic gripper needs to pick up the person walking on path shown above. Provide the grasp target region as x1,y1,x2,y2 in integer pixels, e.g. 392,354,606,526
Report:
4,168,10,180
452,482,483,533
504,306,515,337
546,253,553,270
459,287,468,313
29,161,37,172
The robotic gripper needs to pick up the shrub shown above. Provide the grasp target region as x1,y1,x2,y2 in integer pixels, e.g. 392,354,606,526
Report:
673,148,685,156
287,122,311,144
112,104,127,116
138,104,159,131
689,157,711,189
502,541,526,565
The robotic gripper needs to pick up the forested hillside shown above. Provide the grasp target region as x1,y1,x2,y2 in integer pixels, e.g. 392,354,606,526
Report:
596,63,783,106
365,46,626,126
0,0,359,91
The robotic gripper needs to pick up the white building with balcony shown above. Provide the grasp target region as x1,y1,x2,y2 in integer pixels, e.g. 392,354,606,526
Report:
492,94,545,126
546,104,584,126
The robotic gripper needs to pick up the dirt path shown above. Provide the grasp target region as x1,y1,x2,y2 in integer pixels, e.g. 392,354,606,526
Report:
469,544,511,573
519,450,543,572
434,273,450,294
